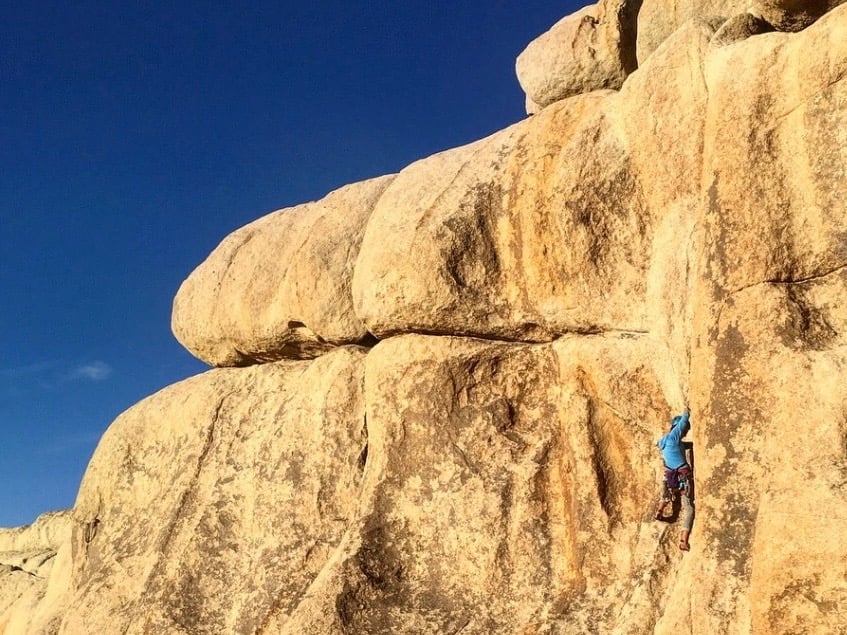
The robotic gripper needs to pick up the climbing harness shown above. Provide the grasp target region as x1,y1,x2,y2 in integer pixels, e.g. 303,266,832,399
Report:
655,464,693,521
663,464,692,495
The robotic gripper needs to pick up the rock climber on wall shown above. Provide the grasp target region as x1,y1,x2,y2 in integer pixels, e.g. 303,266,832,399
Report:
654,407,694,551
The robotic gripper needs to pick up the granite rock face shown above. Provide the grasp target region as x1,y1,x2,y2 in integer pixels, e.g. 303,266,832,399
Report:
29,348,369,634
0,512,70,633
674,10,847,631
270,334,684,634
6,2,847,634
172,176,394,366
353,92,655,343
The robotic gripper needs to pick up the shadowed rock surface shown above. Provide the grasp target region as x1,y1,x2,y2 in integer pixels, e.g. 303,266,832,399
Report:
5,2,847,634
751,0,847,31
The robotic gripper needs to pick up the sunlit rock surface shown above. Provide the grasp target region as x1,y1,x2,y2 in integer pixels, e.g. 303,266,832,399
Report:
172,176,394,366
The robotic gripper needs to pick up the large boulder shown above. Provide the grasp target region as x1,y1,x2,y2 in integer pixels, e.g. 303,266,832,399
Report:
353,91,654,343
515,0,639,112
172,175,394,366
355,21,718,386
31,347,368,634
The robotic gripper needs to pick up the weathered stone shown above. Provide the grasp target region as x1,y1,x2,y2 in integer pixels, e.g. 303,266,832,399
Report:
353,91,657,343
664,276,847,635
615,20,718,399
269,334,685,634
0,511,70,633
710,12,775,47
656,7,847,632
0,510,70,555
751,0,847,31
635,0,745,63
172,175,394,366
33,347,368,634
699,4,847,298
355,22,721,388
515,0,639,110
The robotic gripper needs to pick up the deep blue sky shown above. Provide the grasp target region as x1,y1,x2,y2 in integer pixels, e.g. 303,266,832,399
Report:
1,1,585,527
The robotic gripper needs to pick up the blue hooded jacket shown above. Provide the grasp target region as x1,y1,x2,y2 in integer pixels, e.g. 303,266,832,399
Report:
656,411,690,469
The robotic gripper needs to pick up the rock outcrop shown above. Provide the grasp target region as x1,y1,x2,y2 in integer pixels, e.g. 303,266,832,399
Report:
679,11,847,631
0,512,69,633
32,348,368,634
172,176,394,365
515,0,640,113
353,91,655,343
6,2,847,634
268,334,680,634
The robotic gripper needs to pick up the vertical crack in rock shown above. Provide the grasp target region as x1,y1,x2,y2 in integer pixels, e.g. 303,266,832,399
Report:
617,0,644,75
584,397,615,524
357,413,369,473
258,394,370,634
82,518,100,545
166,391,231,551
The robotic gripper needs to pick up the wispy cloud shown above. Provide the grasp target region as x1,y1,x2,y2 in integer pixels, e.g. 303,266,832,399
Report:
67,361,113,382
0,360,115,393
0,361,60,378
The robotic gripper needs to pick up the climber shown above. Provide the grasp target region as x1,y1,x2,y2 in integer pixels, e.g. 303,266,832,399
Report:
654,407,694,551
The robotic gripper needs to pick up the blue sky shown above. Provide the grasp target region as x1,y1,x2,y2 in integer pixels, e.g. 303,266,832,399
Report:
0,1,584,527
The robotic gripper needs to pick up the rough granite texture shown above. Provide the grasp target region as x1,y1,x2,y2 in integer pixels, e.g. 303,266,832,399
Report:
172,175,394,366
515,0,640,112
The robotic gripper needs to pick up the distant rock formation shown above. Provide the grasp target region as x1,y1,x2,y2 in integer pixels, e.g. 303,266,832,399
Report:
0,511,69,633
4,2,847,633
